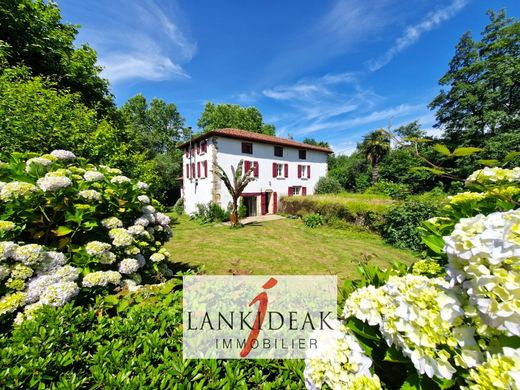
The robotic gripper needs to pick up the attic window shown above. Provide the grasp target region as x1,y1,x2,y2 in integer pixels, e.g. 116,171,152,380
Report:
242,142,253,154
299,150,307,160
274,146,283,157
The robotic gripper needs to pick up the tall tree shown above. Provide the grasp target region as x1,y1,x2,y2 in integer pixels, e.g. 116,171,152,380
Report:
303,138,330,148
0,0,114,115
213,160,255,226
429,10,520,146
359,129,391,184
197,102,275,135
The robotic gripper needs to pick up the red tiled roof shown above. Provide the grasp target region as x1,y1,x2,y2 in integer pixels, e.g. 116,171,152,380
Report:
178,128,333,153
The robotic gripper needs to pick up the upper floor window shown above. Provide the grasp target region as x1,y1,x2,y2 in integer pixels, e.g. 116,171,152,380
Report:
274,146,283,157
299,150,307,160
242,142,253,154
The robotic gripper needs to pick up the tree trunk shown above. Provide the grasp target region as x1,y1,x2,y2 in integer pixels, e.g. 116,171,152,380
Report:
230,197,239,226
371,161,379,184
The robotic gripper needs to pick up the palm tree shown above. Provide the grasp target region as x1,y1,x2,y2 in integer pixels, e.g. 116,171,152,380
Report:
360,129,391,184
214,160,255,226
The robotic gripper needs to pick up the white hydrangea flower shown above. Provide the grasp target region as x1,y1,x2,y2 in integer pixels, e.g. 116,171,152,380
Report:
304,320,381,390
83,170,105,182
134,217,150,227
25,157,53,171
37,174,72,192
101,217,123,229
466,167,520,185
155,212,171,226
0,221,16,232
106,167,122,175
13,302,44,325
448,192,487,205
127,225,145,236
138,195,150,204
79,189,102,202
464,347,520,390
150,253,165,262
37,251,67,273
50,150,76,160
108,228,133,247
444,209,520,336
85,241,112,256
12,244,45,266
0,241,18,260
0,292,26,316
344,275,471,380
0,181,6,191
82,271,122,287
122,279,142,292
0,181,39,201
39,282,79,307
118,258,141,274
137,181,149,190
0,264,10,281
142,205,156,214
24,265,79,304
110,175,131,184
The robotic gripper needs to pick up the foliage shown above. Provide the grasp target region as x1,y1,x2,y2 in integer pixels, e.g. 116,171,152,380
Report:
0,0,113,115
328,152,370,192
303,138,330,148
197,102,275,135
365,180,411,200
380,200,441,252
0,278,305,389
173,197,184,215
306,166,520,389
193,202,230,224
0,68,99,155
238,198,247,219
359,129,391,184
429,10,520,146
314,176,343,195
0,151,174,326
213,160,255,226
302,213,323,228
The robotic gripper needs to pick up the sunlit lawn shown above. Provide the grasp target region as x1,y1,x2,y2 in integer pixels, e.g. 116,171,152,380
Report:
165,215,418,281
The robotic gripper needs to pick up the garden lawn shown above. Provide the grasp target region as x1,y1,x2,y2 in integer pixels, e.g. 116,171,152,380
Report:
165,216,418,281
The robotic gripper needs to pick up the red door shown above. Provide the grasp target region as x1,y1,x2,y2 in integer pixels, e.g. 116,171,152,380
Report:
273,192,278,214
261,192,267,215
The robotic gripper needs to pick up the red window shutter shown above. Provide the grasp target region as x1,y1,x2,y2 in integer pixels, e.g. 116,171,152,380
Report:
302,187,307,196
191,163,195,179
261,192,266,215
288,186,294,196
273,192,278,213
196,143,200,154
308,165,311,178
272,162,277,177
253,161,259,177
297,165,302,178
203,142,207,153
197,162,201,177
186,164,190,178
244,160,251,174
284,163,288,178
203,161,208,178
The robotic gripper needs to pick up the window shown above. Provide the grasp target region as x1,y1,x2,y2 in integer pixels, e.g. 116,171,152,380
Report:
242,142,253,154
298,164,311,179
277,164,284,177
201,141,208,153
273,163,288,178
274,146,283,157
299,150,307,160
293,186,301,195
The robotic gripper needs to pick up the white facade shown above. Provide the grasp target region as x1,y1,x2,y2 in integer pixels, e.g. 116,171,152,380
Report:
181,135,329,215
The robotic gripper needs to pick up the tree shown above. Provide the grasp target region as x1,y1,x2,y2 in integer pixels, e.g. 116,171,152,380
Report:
303,138,330,148
394,121,427,140
197,102,275,135
213,160,255,226
429,10,520,146
359,129,391,184
0,0,114,115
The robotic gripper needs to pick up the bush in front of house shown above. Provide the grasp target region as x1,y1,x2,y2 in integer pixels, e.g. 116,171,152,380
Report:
0,277,304,389
314,176,343,194
0,151,174,326
365,180,411,200
302,213,323,228
193,202,230,224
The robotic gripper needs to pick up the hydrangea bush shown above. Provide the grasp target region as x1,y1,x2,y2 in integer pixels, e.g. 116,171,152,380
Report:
0,151,173,325
305,167,520,389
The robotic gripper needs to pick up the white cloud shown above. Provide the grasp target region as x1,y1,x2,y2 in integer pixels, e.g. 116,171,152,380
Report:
75,0,196,84
369,0,469,71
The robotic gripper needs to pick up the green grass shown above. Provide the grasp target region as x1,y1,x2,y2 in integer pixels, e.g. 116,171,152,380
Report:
304,192,395,214
165,215,418,281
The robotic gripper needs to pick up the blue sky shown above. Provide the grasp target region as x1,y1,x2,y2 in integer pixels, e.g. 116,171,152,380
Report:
60,0,519,155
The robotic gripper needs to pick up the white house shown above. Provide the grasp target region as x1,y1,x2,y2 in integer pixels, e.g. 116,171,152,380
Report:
179,128,332,216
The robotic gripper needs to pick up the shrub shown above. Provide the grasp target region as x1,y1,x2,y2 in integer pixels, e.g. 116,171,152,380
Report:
0,278,305,388
366,180,411,200
238,198,247,219
193,202,230,224
314,176,343,194
0,151,174,326
302,213,323,228
380,200,440,251
173,197,184,215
